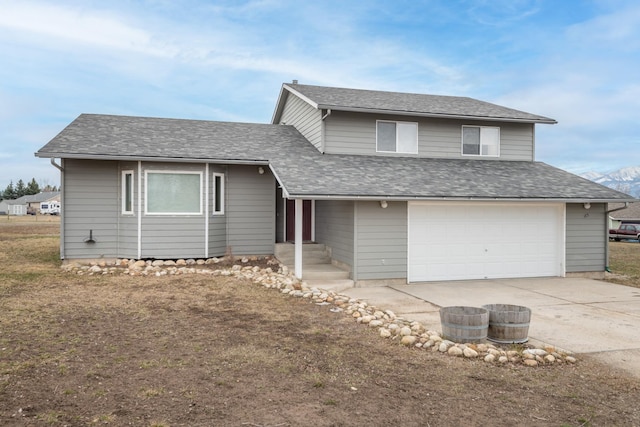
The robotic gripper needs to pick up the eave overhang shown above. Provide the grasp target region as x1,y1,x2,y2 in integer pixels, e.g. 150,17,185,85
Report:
277,84,558,125
34,152,270,166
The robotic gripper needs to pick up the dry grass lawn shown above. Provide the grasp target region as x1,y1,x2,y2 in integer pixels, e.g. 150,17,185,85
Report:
1,216,639,426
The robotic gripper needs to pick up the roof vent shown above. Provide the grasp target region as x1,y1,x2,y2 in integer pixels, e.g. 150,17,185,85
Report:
292,79,298,84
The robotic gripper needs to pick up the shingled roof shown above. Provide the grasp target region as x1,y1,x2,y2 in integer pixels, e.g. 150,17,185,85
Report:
273,83,557,124
36,113,633,203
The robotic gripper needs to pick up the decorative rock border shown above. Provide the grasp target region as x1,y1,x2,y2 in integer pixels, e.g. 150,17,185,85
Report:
61,257,577,367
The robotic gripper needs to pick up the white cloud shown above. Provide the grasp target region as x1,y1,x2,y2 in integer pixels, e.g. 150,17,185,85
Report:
0,1,188,59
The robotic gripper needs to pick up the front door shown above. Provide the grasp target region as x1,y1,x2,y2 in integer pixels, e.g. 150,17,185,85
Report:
286,199,312,242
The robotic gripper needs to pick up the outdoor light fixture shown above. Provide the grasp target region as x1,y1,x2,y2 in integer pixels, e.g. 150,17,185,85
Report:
258,166,265,175
583,202,591,210
380,200,388,209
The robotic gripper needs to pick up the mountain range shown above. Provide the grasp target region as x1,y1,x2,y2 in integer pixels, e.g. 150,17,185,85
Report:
578,166,640,197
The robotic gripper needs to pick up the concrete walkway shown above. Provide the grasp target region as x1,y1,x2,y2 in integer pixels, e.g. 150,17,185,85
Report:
340,277,640,378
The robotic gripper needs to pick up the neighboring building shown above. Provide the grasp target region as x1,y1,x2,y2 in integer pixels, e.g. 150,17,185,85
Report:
35,83,635,283
0,192,61,215
608,202,640,228
0,199,27,215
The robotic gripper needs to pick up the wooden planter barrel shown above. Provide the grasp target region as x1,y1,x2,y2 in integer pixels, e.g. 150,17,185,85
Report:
439,306,489,343
482,304,531,344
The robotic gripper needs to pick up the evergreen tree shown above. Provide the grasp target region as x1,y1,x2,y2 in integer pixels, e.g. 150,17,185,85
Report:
3,181,15,199
15,179,26,198
26,178,40,195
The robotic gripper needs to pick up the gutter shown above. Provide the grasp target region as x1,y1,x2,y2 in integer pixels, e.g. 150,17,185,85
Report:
36,152,270,166
313,105,557,124
281,194,636,204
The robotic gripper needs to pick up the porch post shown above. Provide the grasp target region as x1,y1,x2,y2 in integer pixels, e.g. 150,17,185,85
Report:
294,198,303,279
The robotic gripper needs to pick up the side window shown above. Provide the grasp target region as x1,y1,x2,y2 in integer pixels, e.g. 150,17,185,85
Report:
376,120,418,154
462,126,500,157
122,170,134,215
212,173,225,215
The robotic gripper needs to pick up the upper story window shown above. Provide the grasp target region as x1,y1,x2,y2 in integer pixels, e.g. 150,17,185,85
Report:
462,125,500,157
377,120,418,154
145,170,202,215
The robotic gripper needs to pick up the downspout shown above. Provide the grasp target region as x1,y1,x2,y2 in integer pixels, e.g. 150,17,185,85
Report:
320,109,331,153
137,161,142,259
205,163,209,259
605,202,629,272
50,159,65,259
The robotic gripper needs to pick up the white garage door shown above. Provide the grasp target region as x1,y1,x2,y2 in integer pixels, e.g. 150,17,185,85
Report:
408,202,564,282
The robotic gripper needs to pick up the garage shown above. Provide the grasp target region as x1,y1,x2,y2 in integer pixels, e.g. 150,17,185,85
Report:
408,202,565,282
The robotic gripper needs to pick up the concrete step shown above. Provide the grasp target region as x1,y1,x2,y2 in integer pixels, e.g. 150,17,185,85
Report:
304,279,355,293
274,243,327,258
297,264,351,280
274,242,350,281
277,254,332,266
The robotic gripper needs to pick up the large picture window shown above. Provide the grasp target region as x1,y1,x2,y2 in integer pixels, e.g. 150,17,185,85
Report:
145,171,202,215
122,170,134,215
377,120,418,153
462,126,500,156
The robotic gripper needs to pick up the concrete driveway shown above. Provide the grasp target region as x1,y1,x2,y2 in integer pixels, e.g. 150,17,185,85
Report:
341,277,640,378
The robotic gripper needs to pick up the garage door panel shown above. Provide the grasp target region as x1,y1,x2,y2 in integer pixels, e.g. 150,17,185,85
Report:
408,202,564,282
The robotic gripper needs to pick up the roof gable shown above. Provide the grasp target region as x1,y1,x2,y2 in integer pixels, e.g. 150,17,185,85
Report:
273,83,557,124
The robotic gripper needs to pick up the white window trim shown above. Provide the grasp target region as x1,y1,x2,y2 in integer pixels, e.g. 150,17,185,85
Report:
121,170,134,215
212,172,225,215
376,120,418,154
461,125,500,157
144,170,203,216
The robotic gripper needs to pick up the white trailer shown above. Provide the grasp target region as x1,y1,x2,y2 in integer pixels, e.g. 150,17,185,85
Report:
40,201,61,215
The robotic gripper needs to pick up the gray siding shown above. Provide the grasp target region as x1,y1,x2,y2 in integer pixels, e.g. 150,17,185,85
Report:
208,165,228,257
324,111,534,161
62,160,277,260
354,201,407,281
117,161,138,259
140,217,206,258
208,217,227,257
62,159,119,259
226,165,276,255
315,200,355,268
566,203,607,272
139,162,207,259
280,93,323,150
275,186,286,243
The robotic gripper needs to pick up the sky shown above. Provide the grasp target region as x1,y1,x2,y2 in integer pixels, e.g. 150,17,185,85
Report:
1,0,640,189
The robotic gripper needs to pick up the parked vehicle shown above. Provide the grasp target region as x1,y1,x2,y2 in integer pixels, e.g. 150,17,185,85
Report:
40,201,61,215
609,223,640,241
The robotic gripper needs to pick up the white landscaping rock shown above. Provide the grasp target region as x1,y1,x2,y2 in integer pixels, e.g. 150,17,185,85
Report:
463,347,479,358
379,328,392,338
401,335,417,346
60,256,579,369
448,346,463,356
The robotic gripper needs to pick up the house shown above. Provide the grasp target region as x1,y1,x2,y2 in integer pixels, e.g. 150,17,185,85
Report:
28,191,60,214
608,202,640,229
35,82,635,284
0,192,61,215
0,199,27,215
